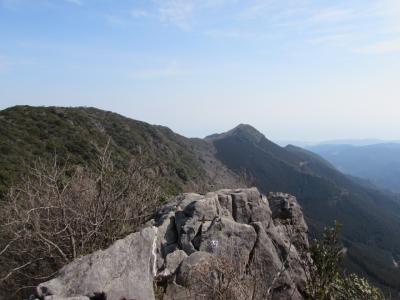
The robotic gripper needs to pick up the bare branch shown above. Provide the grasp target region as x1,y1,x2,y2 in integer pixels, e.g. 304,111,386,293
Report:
0,141,162,298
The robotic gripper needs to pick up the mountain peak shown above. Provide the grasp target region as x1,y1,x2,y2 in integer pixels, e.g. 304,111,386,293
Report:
231,124,264,141
206,124,264,143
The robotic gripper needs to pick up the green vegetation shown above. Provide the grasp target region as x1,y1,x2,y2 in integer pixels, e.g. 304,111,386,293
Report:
307,222,384,300
0,106,399,297
0,106,210,197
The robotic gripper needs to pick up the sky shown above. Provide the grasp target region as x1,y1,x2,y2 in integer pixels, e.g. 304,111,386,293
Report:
1,0,400,141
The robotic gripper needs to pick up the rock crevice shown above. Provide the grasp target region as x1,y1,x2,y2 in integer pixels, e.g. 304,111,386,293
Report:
36,188,309,300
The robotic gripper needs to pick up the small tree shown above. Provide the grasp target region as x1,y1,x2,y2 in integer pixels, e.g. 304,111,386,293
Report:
305,222,384,300
0,141,162,299
335,274,385,300
305,222,343,299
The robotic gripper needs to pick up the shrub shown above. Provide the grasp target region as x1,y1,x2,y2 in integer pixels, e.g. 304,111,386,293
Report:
0,141,162,299
305,222,385,300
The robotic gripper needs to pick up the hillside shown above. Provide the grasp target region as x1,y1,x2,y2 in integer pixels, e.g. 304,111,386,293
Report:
0,106,240,197
1,106,399,296
207,125,400,294
308,143,400,193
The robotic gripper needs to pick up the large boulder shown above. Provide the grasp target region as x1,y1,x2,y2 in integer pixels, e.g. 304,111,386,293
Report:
198,216,257,270
249,222,304,300
175,251,216,286
154,188,309,299
37,227,158,300
35,188,309,300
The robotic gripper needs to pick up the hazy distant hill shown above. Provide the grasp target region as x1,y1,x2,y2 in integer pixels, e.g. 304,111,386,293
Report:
1,106,400,295
308,143,400,193
318,139,400,146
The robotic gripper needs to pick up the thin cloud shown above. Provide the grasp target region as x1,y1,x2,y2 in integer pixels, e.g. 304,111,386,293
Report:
372,0,400,17
98,0,400,55
204,28,271,40
237,0,277,20
308,33,351,46
355,39,400,54
154,0,197,30
308,7,357,23
104,9,153,26
205,29,253,39
152,0,235,30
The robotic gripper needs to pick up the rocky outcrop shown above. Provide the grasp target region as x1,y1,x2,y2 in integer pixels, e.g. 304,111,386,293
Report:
36,188,309,300
36,227,158,300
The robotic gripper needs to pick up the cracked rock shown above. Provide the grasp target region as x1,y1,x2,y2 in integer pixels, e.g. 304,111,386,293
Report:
35,188,309,300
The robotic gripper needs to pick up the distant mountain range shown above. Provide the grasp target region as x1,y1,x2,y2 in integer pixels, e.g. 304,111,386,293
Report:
318,139,400,146
1,106,400,296
308,143,400,193
277,139,400,147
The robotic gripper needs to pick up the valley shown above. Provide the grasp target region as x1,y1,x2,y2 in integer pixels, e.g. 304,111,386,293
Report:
1,106,399,296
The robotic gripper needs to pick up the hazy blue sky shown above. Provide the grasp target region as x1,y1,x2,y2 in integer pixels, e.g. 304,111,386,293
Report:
1,0,400,141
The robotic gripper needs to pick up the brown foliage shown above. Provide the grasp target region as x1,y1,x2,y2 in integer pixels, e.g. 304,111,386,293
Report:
0,141,162,299
186,256,253,300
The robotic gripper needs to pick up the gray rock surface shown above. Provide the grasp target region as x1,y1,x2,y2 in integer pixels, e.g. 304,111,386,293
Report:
161,250,188,277
37,227,157,300
198,216,257,270
36,188,309,300
153,188,308,300
175,251,216,286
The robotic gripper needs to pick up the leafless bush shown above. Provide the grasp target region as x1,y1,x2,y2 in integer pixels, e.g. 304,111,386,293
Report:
186,256,253,300
0,141,162,298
